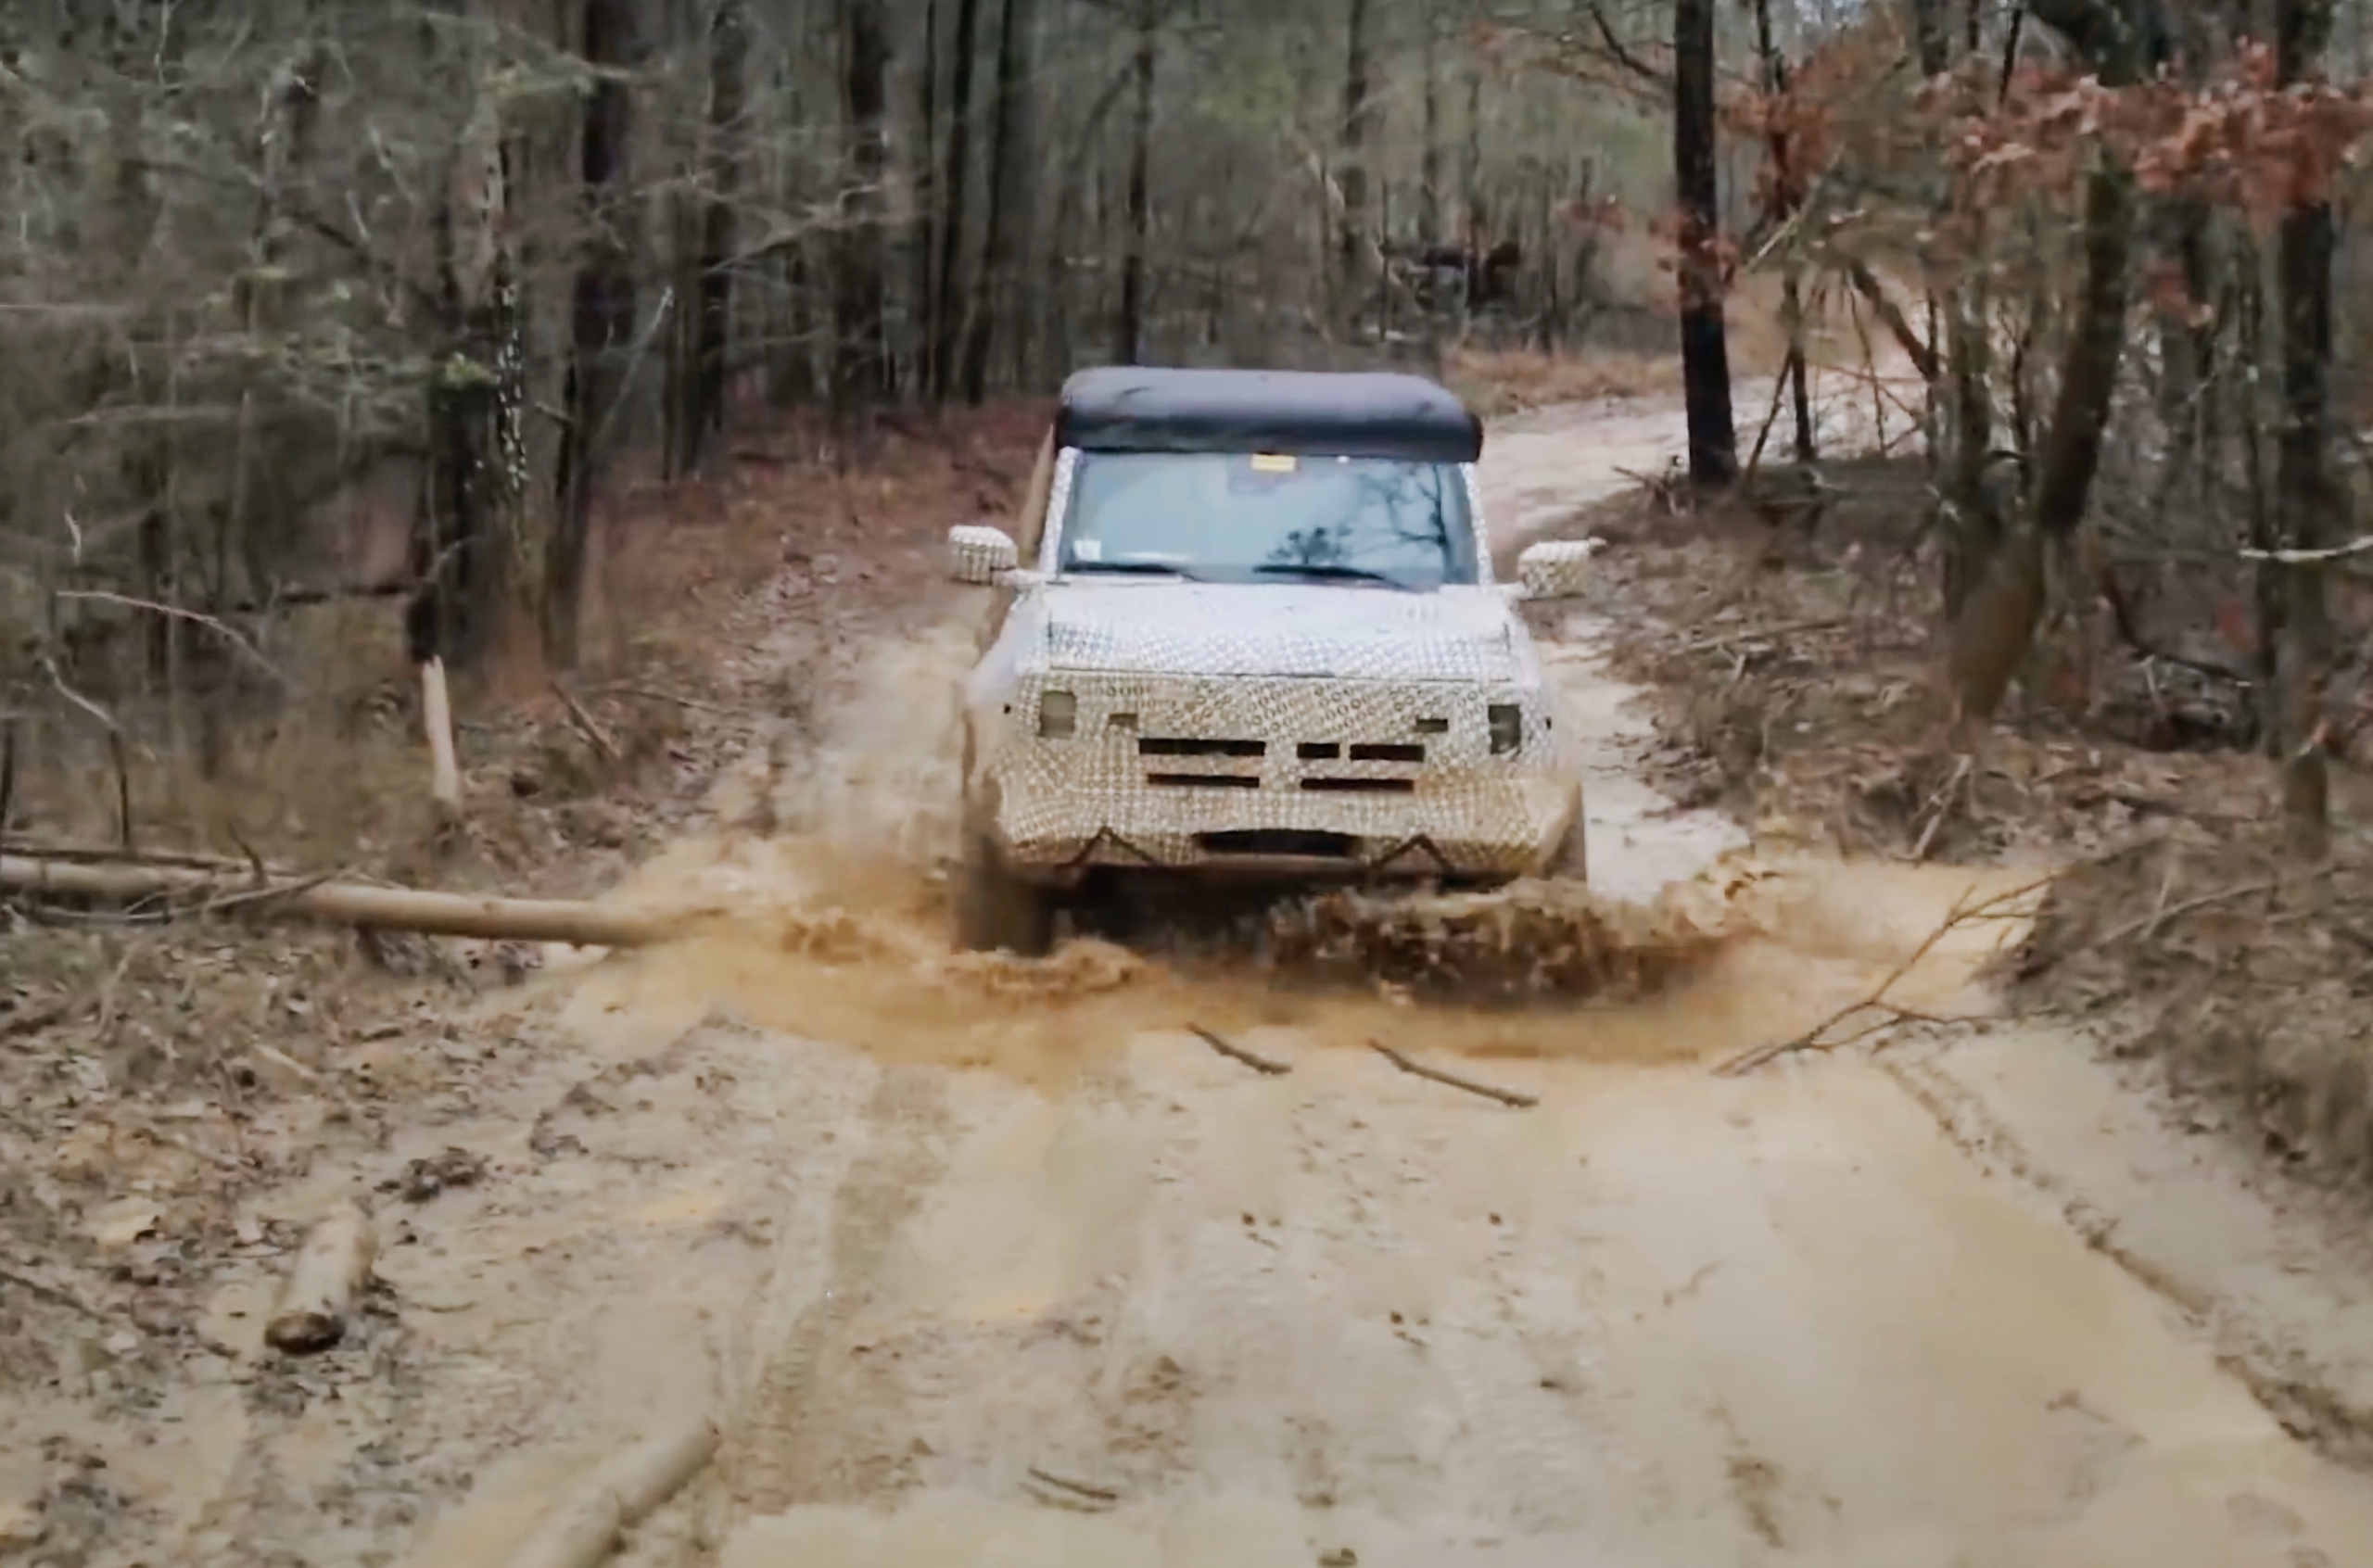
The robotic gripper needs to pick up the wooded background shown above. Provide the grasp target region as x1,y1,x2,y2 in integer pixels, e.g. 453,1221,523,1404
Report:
4,0,2373,850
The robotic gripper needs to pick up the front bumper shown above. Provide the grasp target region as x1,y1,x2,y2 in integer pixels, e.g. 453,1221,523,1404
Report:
972,675,1579,884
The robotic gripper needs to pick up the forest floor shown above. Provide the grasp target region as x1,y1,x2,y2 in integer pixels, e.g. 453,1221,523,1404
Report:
10,360,2373,1567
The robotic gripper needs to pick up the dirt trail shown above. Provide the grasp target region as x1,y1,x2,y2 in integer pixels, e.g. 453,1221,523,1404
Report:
366,385,2373,1568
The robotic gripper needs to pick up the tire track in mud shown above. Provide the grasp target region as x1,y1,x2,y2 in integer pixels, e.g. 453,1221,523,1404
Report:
726,1066,958,1515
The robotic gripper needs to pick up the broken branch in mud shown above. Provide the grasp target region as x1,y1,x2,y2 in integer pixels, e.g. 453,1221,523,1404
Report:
1189,1023,1293,1076
0,854,696,947
1025,1467,1119,1504
265,1200,378,1354
1368,1040,1540,1107
1,1261,108,1322
553,679,622,764
1679,616,1846,655
1718,874,2052,1077
502,1415,718,1568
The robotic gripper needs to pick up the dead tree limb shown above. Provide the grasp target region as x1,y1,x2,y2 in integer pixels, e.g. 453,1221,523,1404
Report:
502,1415,718,1568
1718,874,2051,1076
0,855,696,947
265,1200,378,1353
1368,1040,1539,1107
1188,1023,1292,1076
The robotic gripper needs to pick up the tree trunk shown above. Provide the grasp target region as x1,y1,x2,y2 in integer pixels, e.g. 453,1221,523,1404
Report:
1943,0,2149,725
550,0,640,670
420,84,525,671
1944,160,2134,725
1673,0,1736,489
1419,22,1441,241
669,0,746,479
1337,0,1375,332
959,0,1034,402
1749,0,1813,467
833,0,892,411
1115,11,1156,366
932,0,983,400
913,0,940,398
1460,63,1482,247
2273,0,2340,855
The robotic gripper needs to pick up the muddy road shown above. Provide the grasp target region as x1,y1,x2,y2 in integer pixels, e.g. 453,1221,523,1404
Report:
87,389,2373,1567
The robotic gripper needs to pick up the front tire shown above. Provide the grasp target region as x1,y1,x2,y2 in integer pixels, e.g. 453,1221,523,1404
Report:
955,826,1055,955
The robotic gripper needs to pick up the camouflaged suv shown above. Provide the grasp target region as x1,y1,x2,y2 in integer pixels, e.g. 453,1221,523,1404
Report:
947,366,1595,955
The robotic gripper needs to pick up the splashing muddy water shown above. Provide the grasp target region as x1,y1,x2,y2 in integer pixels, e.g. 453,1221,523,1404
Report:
553,589,2042,1087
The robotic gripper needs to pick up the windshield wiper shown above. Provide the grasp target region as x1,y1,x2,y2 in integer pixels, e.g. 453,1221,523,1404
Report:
1064,560,1201,580
1252,563,1414,591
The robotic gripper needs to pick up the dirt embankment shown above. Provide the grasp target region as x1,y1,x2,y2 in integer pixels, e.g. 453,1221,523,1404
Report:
1540,448,2373,1189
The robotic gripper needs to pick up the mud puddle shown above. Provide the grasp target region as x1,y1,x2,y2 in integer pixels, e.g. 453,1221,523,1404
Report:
546,615,2042,1088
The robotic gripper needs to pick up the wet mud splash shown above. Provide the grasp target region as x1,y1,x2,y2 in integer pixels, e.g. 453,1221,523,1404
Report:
561,832,2040,1086
556,620,2045,1083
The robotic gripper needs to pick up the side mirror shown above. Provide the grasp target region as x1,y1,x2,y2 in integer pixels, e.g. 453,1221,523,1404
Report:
948,523,1019,585
1515,538,1601,601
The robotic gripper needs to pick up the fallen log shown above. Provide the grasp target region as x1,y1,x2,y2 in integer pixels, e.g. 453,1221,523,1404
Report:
265,1199,379,1354
502,1416,718,1568
0,854,693,948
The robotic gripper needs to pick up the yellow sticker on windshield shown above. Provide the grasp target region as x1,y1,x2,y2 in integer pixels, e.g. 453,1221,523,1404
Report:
1249,453,1297,473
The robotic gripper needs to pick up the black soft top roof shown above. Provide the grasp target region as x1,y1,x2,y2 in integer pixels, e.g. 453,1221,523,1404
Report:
1055,366,1483,463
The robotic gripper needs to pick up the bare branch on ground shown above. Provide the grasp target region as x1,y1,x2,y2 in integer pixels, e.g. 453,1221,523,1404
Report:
1368,1040,1540,1107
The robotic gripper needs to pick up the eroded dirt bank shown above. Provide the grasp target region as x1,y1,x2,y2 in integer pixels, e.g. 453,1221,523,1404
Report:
13,386,2373,1568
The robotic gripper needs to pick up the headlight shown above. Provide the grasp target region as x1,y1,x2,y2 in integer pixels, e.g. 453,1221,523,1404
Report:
1487,702,1521,754
1038,689,1077,739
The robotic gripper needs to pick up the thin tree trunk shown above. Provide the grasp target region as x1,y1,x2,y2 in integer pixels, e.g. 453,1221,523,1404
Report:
1338,0,1375,332
2273,0,2340,854
550,0,640,670
682,0,747,477
913,0,940,398
1115,10,1156,366
833,0,891,411
1750,0,1814,467
931,0,983,399
1461,62,1482,247
1673,0,1736,488
1419,21,1441,240
960,0,1033,402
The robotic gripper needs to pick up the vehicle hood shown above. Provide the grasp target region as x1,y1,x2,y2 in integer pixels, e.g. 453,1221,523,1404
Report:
1030,580,1521,681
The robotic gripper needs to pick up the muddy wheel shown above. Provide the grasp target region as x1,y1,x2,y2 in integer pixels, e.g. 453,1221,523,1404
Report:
955,827,1055,955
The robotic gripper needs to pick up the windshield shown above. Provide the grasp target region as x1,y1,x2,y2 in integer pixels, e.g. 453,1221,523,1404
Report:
1055,450,1478,589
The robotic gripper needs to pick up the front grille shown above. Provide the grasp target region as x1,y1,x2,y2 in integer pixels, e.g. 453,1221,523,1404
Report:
1139,737,1264,758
